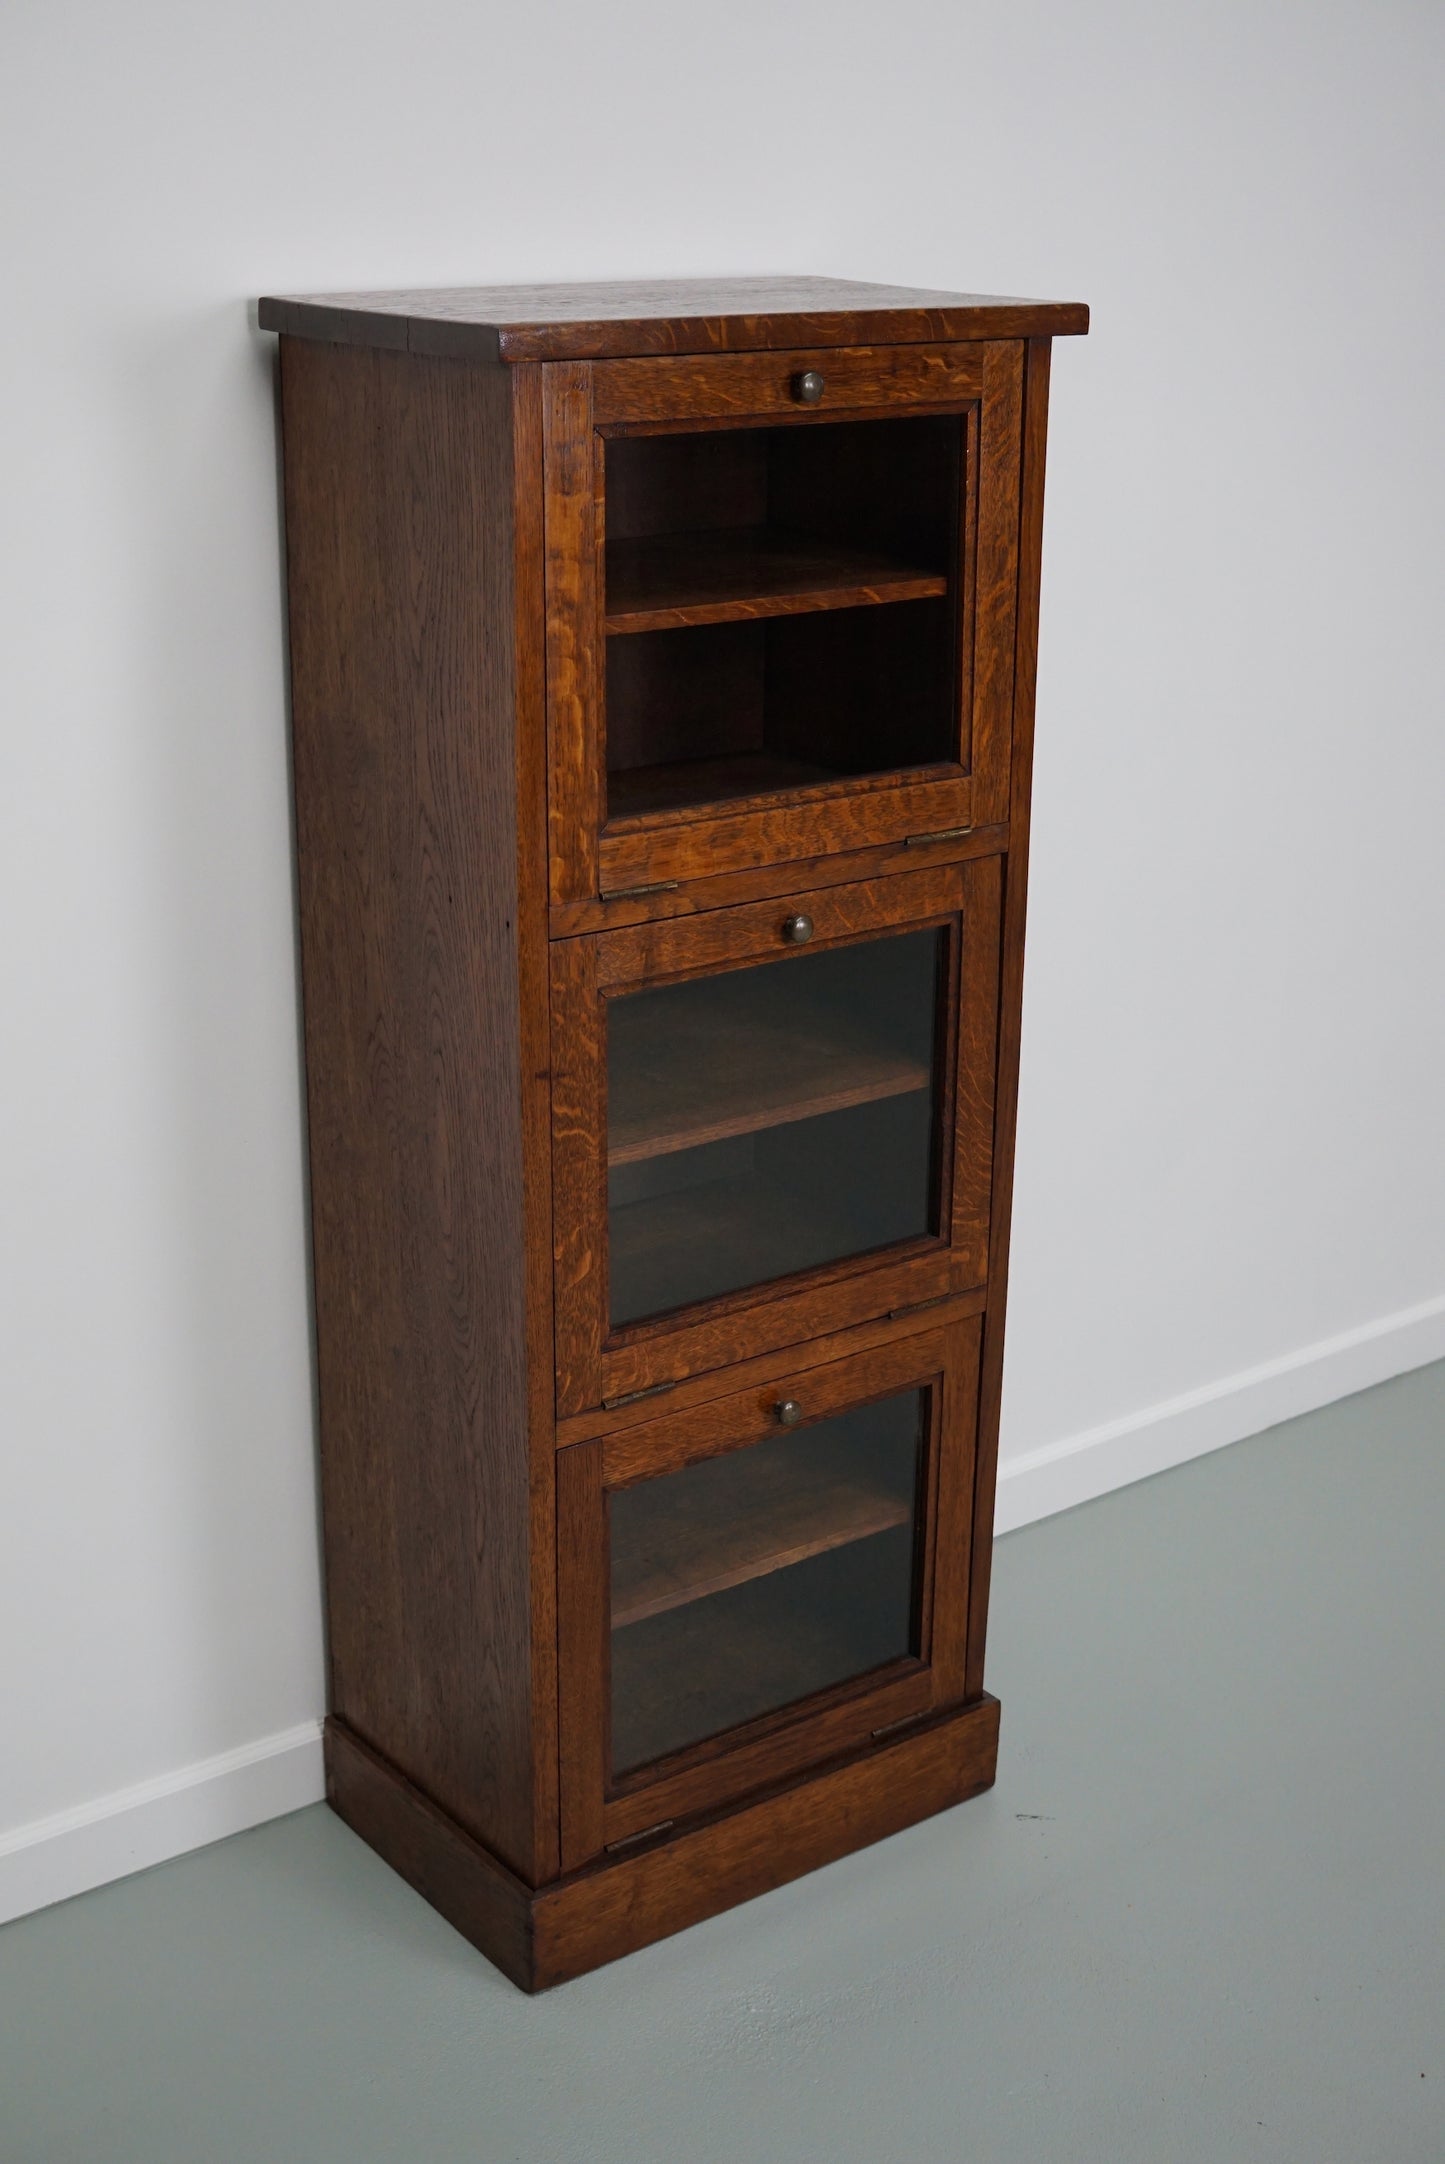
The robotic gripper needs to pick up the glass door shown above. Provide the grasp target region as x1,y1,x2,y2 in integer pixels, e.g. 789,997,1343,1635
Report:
541,342,1024,906
609,1384,926,1775
555,1319,982,1866
607,920,943,1329
551,860,1001,1419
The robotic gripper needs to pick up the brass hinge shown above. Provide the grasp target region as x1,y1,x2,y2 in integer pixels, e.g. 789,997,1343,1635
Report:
601,1379,676,1411
605,1819,674,1854
904,825,973,847
888,1291,956,1321
600,879,680,901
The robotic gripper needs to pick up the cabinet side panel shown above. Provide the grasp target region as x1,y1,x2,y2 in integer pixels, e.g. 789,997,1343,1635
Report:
279,338,543,1878
967,337,1051,1697
509,363,561,1880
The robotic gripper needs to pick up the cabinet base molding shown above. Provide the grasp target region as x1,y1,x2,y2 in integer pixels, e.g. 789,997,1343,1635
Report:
325,1698,1001,1992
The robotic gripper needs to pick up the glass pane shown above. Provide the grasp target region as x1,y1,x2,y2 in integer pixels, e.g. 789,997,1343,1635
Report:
603,417,962,821
607,926,943,1328
610,1387,926,1775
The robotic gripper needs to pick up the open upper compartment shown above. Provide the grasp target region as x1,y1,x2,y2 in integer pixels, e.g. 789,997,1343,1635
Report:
603,413,966,822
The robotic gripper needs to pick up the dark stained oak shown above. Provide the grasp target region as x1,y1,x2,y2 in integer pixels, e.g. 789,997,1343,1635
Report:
548,930,607,1417
553,1285,985,1452
550,1693,1001,1991
326,1693,1000,1991
555,1440,609,1869
591,339,988,423
600,1311,962,1489
550,818,1009,940
280,340,556,1885
596,771,975,894
267,274,1083,1988
971,342,1025,828
592,1184,968,1426
967,338,1054,1698
325,1719,536,1986
508,360,562,1874
600,1653,939,1855
543,365,603,906
258,276,1089,362
604,527,947,634
950,850,1003,1284
593,863,964,986
607,750,837,822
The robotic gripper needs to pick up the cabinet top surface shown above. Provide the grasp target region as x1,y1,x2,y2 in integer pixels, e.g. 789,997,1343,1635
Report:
257,274,1088,362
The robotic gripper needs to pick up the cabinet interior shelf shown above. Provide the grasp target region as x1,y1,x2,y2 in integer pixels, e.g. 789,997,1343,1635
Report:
610,1527,914,1775
609,1176,859,1327
610,1435,912,1628
608,999,930,1166
604,527,948,635
606,751,842,823
607,1170,926,1331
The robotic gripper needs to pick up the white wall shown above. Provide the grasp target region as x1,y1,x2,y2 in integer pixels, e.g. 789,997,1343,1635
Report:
3,0,1443,1919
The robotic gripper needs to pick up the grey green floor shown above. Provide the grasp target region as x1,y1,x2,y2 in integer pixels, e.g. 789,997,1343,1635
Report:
4,1362,1444,2164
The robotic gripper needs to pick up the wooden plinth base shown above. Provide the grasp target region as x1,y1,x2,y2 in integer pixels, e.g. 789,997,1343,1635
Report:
325,1697,1001,1992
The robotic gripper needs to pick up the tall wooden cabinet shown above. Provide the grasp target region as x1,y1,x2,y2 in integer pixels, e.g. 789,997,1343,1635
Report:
260,276,1087,1990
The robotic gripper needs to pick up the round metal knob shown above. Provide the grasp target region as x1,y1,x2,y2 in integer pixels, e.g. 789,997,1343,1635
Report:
775,1399,804,1427
781,912,814,945
793,369,826,405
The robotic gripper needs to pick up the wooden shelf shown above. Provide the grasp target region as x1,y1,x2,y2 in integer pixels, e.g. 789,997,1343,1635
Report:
608,991,930,1166
610,1178,853,1327
607,751,840,822
608,1170,926,1328
611,1432,913,1627
611,1528,915,1774
604,527,948,635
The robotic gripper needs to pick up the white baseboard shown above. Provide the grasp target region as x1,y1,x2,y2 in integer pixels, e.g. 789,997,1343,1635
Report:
0,1719,325,1930
995,1290,1445,1535
3,1293,1443,1934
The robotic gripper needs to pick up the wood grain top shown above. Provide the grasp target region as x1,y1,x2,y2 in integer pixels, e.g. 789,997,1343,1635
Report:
257,276,1089,362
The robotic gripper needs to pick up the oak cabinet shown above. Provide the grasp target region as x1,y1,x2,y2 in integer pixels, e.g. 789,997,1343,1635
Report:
261,275,1086,1991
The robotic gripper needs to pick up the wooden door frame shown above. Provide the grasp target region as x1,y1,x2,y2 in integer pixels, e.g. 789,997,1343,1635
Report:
556,1317,982,1870
550,857,1001,1419
541,343,1024,909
